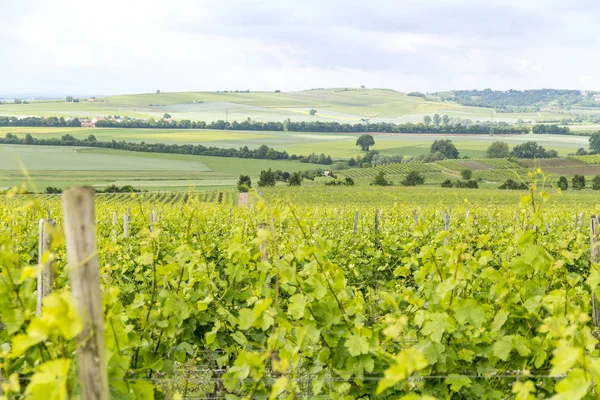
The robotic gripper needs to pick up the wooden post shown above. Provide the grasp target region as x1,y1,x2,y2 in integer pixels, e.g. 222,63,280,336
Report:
413,209,419,227
62,187,109,400
150,209,156,231
514,210,519,226
46,206,51,220
123,210,130,238
443,211,450,245
578,212,584,228
591,216,600,328
258,223,269,262
112,211,117,241
374,209,379,236
218,192,223,204
353,209,359,240
37,219,55,315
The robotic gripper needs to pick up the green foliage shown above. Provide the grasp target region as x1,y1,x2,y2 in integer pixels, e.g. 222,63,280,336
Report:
498,179,529,190
510,142,558,159
237,175,252,192
486,141,510,158
441,179,453,188
589,133,600,154
258,168,276,187
558,176,568,191
288,172,302,186
431,139,459,159
593,175,600,190
356,134,375,152
460,169,472,180
572,174,586,190
402,171,425,186
309,109,317,115
372,171,392,186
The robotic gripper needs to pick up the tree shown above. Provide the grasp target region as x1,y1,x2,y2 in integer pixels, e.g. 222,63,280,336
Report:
372,171,391,186
258,169,276,187
442,115,450,126
486,141,510,158
87,134,97,142
460,169,472,180
163,113,171,119
589,132,600,153
237,175,252,192
510,142,556,159
593,175,600,190
441,179,453,188
289,172,302,186
402,171,425,186
572,174,586,190
557,176,568,191
423,116,432,126
433,114,441,127
431,139,459,159
348,157,357,167
309,109,317,116
156,89,161,93
25,133,33,144
356,134,375,152
65,96,73,102
499,179,529,190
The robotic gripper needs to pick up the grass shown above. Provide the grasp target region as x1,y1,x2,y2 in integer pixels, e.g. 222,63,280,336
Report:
0,127,591,159
1,88,582,127
0,145,317,191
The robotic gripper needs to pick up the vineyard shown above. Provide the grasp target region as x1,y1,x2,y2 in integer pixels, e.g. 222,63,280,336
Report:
2,181,600,399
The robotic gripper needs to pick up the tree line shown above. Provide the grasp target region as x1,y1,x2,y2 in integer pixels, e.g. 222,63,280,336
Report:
0,115,533,134
0,133,335,165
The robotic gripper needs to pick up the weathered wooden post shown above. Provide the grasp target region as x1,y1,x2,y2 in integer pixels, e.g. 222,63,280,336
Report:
413,209,419,227
591,216,600,328
353,209,359,240
123,209,130,238
112,211,118,241
258,223,269,262
374,209,380,236
46,206,51,220
37,219,55,315
62,187,109,400
150,209,156,231
443,211,450,245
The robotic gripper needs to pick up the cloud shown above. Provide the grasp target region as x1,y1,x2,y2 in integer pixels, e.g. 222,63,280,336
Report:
1,0,600,94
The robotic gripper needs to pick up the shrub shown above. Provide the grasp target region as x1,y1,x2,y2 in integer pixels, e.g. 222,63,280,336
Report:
572,174,586,190
372,171,392,186
557,176,568,191
441,180,453,188
402,171,425,186
460,169,472,180
498,179,529,190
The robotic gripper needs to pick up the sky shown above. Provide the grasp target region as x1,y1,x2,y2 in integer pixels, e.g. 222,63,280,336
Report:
1,0,600,96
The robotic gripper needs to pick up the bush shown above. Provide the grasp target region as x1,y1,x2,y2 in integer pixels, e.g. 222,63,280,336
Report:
402,171,425,186
258,169,276,187
237,175,252,192
557,176,568,191
345,177,354,186
441,179,453,188
289,172,302,186
372,171,392,186
593,175,600,190
572,174,586,190
498,179,529,190
460,169,472,180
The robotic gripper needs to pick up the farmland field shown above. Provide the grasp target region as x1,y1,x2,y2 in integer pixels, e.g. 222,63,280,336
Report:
0,88,574,126
2,184,600,399
0,126,592,158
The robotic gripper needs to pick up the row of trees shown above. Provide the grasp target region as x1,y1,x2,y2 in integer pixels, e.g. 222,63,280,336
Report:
557,175,600,191
0,133,335,165
0,114,531,134
485,141,558,159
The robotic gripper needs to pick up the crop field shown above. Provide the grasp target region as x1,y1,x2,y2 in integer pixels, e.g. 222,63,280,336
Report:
3,183,600,399
0,126,593,158
0,145,316,191
0,88,573,126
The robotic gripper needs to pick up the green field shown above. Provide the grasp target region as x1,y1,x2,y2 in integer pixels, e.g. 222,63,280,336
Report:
0,126,592,159
0,88,573,126
0,145,316,191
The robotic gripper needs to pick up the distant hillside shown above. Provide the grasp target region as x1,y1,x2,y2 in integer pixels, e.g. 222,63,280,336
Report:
437,89,600,112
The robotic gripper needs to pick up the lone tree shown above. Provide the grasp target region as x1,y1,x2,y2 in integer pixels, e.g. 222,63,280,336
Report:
557,176,568,191
460,169,472,180
237,175,252,192
486,141,510,158
402,171,425,186
423,116,432,126
572,174,586,190
65,96,73,102
589,132,600,153
442,115,450,126
356,134,375,152
163,113,171,119
309,109,317,116
433,114,441,127
431,139,459,159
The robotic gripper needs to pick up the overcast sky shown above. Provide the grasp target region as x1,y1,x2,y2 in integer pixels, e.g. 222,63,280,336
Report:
1,0,599,95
